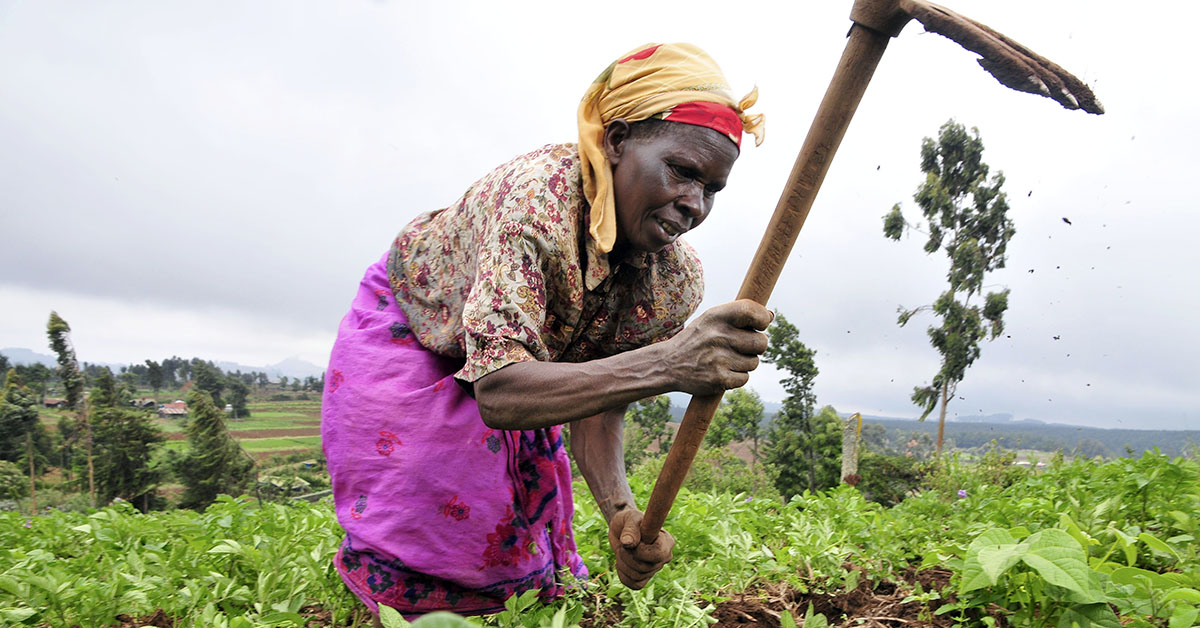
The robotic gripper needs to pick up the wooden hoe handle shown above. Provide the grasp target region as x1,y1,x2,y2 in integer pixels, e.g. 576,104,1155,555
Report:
639,21,895,543
638,0,1101,544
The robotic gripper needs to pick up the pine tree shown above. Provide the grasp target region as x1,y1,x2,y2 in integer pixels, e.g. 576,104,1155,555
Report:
46,312,95,506
192,361,225,409
175,389,254,510
762,313,841,498
883,120,1015,455
0,370,41,464
90,369,165,509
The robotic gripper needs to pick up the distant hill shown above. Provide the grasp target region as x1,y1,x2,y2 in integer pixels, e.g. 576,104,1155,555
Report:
1,347,57,367
216,356,325,380
1,347,124,370
663,392,782,425
2,347,324,381
655,390,1197,458
862,416,1199,458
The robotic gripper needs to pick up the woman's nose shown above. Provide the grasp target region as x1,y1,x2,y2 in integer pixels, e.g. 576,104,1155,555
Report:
676,183,705,218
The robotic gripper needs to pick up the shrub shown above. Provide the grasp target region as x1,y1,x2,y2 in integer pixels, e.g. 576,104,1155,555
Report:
0,460,27,499
630,446,782,502
856,453,928,505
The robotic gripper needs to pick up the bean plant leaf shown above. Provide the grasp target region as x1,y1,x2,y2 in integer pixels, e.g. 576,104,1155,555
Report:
1169,604,1199,628
1163,588,1200,604
1138,533,1180,560
978,542,1029,585
1021,530,1097,600
804,603,829,628
1055,602,1122,628
1111,566,1177,593
378,604,412,628
0,608,37,623
411,612,478,627
961,528,1018,593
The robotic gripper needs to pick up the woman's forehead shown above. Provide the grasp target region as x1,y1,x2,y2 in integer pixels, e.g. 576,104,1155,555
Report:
656,125,739,170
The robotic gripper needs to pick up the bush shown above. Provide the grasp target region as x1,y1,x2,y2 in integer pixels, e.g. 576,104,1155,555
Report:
0,460,27,499
856,453,929,505
630,447,782,502
921,442,1029,501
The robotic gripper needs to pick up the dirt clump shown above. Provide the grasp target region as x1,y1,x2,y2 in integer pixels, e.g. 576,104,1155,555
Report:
112,609,174,627
711,566,961,628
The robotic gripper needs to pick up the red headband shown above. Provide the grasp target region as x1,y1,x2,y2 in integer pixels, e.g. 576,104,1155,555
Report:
661,101,745,148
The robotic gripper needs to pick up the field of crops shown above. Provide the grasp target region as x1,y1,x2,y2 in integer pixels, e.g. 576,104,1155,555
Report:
3,451,1198,628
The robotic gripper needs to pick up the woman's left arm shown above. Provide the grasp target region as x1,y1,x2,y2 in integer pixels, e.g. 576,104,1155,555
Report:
569,406,674,589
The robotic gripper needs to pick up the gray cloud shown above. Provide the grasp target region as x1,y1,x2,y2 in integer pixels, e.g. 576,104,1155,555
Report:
2,1,1196,430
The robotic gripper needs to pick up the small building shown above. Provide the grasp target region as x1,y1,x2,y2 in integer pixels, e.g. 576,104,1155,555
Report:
43,398,67,409
132,397,157,409
158,401,187,418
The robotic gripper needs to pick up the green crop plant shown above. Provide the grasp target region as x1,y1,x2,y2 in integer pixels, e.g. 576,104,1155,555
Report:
1,450,1197,626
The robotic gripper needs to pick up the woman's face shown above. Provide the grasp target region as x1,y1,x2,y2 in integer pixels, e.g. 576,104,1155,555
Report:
604,120,739,256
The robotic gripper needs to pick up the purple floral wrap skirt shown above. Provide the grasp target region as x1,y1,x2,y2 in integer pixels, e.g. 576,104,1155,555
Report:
321,254,587,617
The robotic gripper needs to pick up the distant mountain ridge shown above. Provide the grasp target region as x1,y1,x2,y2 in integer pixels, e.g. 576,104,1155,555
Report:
1,347,325,380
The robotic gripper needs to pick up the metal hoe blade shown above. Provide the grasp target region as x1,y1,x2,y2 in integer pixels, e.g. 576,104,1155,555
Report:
900,0,1104,114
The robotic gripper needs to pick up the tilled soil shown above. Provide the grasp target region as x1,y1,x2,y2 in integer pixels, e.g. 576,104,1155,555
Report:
92,566,974,628
711,566,960,628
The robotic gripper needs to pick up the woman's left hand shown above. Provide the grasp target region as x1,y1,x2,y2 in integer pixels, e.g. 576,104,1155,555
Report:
607,507,675,589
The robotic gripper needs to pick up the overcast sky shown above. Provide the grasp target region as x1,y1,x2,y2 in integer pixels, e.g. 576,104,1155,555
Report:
2,1,1196,430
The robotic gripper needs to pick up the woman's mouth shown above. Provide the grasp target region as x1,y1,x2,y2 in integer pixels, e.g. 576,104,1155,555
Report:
656,218,684,238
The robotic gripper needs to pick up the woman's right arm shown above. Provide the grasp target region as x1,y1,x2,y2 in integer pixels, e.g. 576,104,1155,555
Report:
473,299,772,431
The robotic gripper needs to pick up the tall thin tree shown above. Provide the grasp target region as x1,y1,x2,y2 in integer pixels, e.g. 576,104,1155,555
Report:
46,312,95,506
883,120,1015,455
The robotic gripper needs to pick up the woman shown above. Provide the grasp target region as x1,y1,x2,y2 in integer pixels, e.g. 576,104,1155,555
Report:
321,42,772,619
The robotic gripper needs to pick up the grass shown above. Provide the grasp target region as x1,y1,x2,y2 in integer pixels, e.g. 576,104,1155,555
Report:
238,436,322,452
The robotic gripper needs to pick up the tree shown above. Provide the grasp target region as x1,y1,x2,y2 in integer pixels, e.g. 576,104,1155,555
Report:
623,395,673,471
225,376,250,418
192,360,225,409
883,120,1015,455
47,311,95,506
762,313,841,498
0,354,9,386
0,369,52,509
145,360,164,395
0,370,42,464
90,368,165,509
708,387,765,462
174,389,254,510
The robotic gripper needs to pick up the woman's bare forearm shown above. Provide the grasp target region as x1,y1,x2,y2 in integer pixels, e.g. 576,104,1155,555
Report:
473,300,773,431
474,343,675,430
569,406,636,522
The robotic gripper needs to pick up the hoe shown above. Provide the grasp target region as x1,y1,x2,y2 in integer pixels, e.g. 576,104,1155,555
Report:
641,0,1102,543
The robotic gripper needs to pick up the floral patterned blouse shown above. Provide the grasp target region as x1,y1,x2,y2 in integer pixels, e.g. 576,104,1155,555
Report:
387,143,704,383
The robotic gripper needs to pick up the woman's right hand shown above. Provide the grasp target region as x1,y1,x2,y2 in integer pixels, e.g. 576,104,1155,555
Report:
662,299,772,396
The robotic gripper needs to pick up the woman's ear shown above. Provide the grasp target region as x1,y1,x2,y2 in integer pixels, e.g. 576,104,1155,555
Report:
602,119,632,165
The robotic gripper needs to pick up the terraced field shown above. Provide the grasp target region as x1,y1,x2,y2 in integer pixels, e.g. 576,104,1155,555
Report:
157,398,323,457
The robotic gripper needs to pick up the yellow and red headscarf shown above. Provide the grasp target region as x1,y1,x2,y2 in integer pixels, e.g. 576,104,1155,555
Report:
578,43,765,254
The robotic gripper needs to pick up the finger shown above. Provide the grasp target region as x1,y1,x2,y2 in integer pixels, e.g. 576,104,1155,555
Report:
707,300,760,331
619,570,651,590
730,299,773,331
724,328,768,356
618,511,640,549
724,371,750,390
723,354,759,375
616,552,659,577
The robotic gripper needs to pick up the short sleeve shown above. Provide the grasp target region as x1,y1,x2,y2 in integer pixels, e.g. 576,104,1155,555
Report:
455,217,554,383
